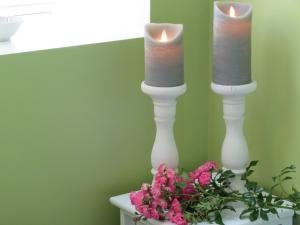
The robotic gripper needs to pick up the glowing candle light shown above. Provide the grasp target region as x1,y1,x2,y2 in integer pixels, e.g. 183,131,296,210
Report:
144,23,184,87
160,29,168,42
229,6,236,17
213,2,252,85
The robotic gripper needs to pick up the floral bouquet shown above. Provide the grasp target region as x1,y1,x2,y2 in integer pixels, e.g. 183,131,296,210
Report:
130,161,300,225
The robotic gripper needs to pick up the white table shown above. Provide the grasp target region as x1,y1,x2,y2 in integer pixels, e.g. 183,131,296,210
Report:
110,193,293,225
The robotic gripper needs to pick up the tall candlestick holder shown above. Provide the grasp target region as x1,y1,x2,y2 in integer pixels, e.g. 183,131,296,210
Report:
211,81,257,192
141,81,186,175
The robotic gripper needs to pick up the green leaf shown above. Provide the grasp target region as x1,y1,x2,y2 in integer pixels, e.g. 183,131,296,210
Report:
222,205,236,212
176,182,186,189
240,208,253,219
182,171,190,180
183,212,191,220
280,170,296,177
266,193,273,203
257,193,263,201
256,187,264,193
274,196,281,202
246,170,254,177
276,200,284,205
260,209,269,221
243,192,254,199
222,170,235,178
292,186,299,193
271,183,280,190
281,176,293,182
270,208,278,217
249,209,259,221
215,212,225,225
192,215,198,224
245,181,258,191
243,192,257,207
247,161,258,170
281,165,296,172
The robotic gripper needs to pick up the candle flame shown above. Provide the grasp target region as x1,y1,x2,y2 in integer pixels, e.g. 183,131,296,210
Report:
229,6,236,17
160,29,168,42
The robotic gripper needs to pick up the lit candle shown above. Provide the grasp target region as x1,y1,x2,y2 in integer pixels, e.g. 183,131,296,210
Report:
144,23,184,87
213,2,252,85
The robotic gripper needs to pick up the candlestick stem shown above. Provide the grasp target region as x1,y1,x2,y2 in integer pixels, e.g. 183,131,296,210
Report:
211,81,257,192
141,82,186,175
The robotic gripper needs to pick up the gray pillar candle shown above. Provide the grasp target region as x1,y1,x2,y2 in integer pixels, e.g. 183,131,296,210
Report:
213,2,252,86
144,23,184,87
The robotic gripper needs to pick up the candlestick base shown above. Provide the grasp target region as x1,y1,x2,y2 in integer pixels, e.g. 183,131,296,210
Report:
211,81,257,191
141,81,186,175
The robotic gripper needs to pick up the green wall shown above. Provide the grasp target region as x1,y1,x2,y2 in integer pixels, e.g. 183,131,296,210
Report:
151,0,210,169
208,0,300,190
0,0,210,225
1,0,299,224
0,40,151,225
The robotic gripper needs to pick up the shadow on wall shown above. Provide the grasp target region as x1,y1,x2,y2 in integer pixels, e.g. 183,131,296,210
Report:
247,3,300,215
259,29,300,225
245,2,300,223
256,29,295,166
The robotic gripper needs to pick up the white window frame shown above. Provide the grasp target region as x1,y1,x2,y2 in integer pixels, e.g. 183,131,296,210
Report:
0,0,54,16
0,0,150,55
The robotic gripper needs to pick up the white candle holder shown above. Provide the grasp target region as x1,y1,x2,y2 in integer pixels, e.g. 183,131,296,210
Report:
211,81,257,191
141,81,186,175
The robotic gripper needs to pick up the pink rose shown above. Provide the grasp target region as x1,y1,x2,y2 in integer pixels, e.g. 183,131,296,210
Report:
157,164,167,174
166,199,188,225
198,171,212,187
151,185,161,199
189,161,218,186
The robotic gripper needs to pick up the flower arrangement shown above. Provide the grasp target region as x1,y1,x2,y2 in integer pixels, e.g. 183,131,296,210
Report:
130,161,300,225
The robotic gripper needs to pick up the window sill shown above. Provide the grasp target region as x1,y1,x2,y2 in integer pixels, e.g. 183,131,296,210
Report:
0,3,149,55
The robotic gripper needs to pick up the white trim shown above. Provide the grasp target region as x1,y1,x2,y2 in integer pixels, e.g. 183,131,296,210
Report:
0,1,54,7
0,0,150,55
0,1,54,16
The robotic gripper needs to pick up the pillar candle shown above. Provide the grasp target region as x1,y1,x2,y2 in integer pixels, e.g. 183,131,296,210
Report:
144,23,184,87
213,2,252,85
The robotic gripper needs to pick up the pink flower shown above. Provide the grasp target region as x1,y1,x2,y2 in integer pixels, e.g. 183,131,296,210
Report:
130,182,157,219
198,171,212,187
130,177,170,220
171,214,188,225
150,207,160,219
154,174,167,186
167,199,187,225
151,190,168,209
130,191,144,207
166,168,176,191
176,177,196,197
171,198,181,213
151,185,161,199
167,168,176,179
130,162,220,224
158,164,167,174
141,206,151,218
182,180,196,194
203,161,218,171
153,164,177,193
141,183,150,193
189,161,218,186
158,198,168,209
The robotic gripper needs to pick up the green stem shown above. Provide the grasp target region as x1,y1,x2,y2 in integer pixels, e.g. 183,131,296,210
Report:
279,176,289,197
